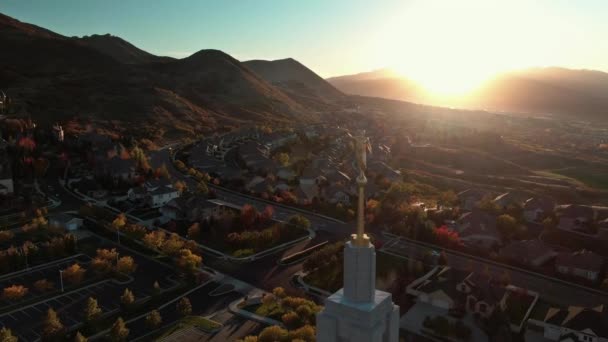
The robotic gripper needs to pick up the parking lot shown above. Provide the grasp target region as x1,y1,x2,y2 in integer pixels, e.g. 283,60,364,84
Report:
0,234,181,340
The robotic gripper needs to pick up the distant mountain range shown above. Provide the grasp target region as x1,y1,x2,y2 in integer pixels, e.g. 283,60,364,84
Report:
328,67,608,120
0,13,343,139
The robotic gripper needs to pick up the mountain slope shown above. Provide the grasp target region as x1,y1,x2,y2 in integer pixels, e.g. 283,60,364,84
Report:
0,13,323,140
464,68,608,118
244,58,343,103
328,67,608,120
328,70,428,104
77,34,174,64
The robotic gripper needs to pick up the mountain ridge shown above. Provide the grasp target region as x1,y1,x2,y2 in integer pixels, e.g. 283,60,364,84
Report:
0,13,336,140
327,66,608,120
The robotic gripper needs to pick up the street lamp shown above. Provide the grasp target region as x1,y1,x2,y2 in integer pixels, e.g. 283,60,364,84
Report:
59,270,64,293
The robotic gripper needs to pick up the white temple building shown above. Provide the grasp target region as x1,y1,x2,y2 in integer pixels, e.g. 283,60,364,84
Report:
316,131,400,342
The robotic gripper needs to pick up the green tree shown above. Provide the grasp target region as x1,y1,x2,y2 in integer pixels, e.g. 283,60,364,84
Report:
120,288,135,309
287,215,311,231
0,327,17,342
109,317,129,342
176,297,192,317
42,308,64,340
84,297,102,323
145,310,162,329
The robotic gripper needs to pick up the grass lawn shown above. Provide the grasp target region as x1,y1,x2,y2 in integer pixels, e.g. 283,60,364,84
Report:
303,251,413,293
241,302,283,321
157,315,222,338
542,166,608,189
504,291,535,327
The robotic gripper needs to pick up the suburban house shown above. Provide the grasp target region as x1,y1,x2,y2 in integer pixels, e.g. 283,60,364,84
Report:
492,192,526,210
277,167,296,181
49,213,84,231
528,305,608,342
367,161,402,182
0,139,13,195
523,197,556,223
146,185,180,208
128,178,173,202
555,250,603,282
457,189,490,211
457,210,502,250
556,204,596,235
499,240,558,267
260,131,298,151
96,156,137,181
325,185,351,205
456,272,507,319
407,266,538,329
160,196,229,222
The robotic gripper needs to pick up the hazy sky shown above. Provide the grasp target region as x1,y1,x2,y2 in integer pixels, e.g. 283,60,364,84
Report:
2,0,607,84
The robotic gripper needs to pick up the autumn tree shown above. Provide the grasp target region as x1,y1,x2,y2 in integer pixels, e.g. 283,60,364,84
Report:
34,279,54,292
156,163,170,179
176,248,202,275
120,288,135,309
287,215,311,231
84,297,102,323
258,325,289,342
174,180,188,193
196,181,208,195
497,214,518,240
145,310,162,329
174,160,186,171
62,264,86,284
276,153,290,167
542,217,556,231
433,225,461,248
152,281,161,296
116,256,137,274
289,325,316,341
272,287,286,299
73,331,88,342
240,204,258,228
161,233,185,256
260,205,274,222
176,297,192,317
0,327,17,342
3,284,28,300
112,214,127,232
0,230,14,243
131,146,150,172
91,257,113,274
143,230,167,250
109,317,129,342
43,308,64,340
187,223,201,240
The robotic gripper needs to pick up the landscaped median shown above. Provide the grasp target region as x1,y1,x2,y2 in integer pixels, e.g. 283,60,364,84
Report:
155,315,223,338
229,287,321,341
159,203,315,263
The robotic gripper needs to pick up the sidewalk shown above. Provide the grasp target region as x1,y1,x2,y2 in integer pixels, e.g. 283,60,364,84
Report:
228,296,283,328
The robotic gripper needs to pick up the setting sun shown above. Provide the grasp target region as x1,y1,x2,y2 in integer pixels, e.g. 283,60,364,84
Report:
365,0,600,97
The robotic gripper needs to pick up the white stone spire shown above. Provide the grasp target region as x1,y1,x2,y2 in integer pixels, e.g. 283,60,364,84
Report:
316,129,399,342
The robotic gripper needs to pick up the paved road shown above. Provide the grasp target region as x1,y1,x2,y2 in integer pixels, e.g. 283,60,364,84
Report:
383,238,608,308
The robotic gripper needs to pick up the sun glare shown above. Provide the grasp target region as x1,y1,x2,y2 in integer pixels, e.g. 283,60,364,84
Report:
368,0,579,97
